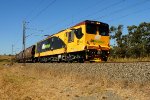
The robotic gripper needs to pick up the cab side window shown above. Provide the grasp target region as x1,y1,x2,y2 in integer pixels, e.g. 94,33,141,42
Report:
74,28,83,39
68,31,74,43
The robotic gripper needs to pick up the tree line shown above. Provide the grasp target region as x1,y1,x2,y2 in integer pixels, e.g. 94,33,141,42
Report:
110,22,150,58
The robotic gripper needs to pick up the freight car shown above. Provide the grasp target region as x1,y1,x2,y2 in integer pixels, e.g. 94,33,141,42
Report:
24,45,35,62
15,51,23,62
15,45,35,62
16,20,110,63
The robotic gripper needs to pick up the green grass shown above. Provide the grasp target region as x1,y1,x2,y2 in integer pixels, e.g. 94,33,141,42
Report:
0,59,10,62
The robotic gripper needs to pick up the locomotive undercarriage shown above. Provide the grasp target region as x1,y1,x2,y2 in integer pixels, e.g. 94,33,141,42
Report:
33,49,109,63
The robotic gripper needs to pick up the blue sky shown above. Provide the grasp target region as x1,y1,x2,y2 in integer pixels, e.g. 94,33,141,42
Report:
0,0,150,55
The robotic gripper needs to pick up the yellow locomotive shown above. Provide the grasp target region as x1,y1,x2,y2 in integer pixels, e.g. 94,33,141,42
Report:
16,20,110,63
33,20,110,62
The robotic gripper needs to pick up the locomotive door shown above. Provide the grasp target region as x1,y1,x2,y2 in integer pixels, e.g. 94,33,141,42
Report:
67,30,76,52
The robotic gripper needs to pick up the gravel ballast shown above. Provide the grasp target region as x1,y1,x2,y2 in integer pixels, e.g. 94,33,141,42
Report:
29,62,150,83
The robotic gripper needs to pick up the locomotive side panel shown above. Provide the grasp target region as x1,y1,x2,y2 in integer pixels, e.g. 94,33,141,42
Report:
35,32,66,58
66,25,86,53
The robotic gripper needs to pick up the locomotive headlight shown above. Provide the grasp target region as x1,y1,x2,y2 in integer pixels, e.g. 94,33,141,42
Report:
85,48,89,53
97,22,100,24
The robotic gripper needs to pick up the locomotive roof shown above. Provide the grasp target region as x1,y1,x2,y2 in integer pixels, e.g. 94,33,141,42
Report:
73,20,109,27
36,20,108,43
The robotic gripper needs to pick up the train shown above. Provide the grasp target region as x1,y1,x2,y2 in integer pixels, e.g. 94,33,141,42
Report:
15,20,110,63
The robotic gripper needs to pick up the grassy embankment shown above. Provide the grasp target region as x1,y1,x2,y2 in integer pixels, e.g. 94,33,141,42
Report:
0,55,11,65
0,59,150,99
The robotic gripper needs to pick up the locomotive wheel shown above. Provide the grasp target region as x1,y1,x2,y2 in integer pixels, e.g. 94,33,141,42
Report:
68,59,73,63
102,57,107,62
78,57,85,63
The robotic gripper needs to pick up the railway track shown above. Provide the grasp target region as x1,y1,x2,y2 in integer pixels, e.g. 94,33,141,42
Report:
19,61,150,64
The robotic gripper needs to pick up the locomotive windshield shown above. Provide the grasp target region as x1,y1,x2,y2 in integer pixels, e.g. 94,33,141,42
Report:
98,24,109,36
86,23,97,34
86,22,109,36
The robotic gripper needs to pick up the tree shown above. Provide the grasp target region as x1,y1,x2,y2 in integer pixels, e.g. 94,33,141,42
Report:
109,22,150,58
110,25,127,58
127,22,150,57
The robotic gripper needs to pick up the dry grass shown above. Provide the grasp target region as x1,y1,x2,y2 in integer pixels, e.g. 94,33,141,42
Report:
0,62,150,100
0,55,11,66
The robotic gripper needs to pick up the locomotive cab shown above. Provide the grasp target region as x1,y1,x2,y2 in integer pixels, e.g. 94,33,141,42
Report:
84,20,110,61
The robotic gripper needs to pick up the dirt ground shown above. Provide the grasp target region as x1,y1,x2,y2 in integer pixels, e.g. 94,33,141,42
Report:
0,62,150,100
